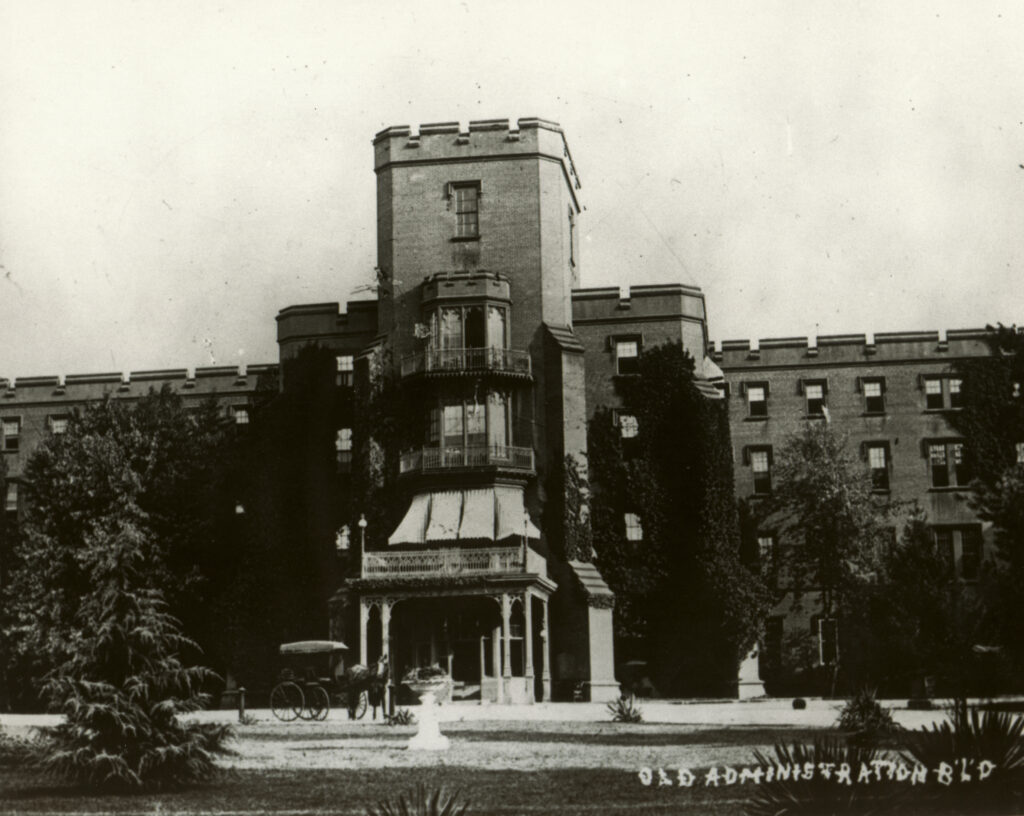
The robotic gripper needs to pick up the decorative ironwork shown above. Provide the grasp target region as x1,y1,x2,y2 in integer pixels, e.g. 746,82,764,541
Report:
399,445,534,474
361,546,526,578
401,347,531,378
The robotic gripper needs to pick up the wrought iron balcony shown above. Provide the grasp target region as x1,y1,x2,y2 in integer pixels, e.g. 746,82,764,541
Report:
399,445,535,476
361,545,527,578
400,347,531,379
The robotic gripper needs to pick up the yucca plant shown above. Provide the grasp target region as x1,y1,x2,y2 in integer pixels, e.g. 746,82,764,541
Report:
745,737,902,815
607,694,643,723
366,783,470,816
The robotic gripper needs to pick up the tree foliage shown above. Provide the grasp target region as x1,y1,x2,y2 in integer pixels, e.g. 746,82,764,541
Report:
4,391,231,787
588,342,769,696
757,423,896,692
950,325,1024,676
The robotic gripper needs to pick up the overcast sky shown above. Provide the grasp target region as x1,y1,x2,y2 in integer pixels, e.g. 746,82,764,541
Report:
1,0,1021,379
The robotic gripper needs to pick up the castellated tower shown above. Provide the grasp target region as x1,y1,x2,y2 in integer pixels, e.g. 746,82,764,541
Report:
358,118,617,704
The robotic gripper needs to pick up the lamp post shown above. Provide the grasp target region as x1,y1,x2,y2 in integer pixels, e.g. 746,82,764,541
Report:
358,513,368,559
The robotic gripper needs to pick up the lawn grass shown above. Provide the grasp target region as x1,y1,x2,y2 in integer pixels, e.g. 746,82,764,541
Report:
1,767,750,815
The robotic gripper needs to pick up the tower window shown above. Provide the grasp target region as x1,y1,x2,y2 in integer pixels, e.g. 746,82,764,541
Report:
924,377,944,410
336,427,353,470
804,383,826,417
928,441,971,488
619,414,639,439
748,447,772,494
452,183,479,239
949,378,964,409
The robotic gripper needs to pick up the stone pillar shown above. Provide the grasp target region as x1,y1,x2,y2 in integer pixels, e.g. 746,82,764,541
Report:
541,597,552,702
523,592,535,703
492,625,503,703
359,599,369,666
501,593,512,702
381,600,392,712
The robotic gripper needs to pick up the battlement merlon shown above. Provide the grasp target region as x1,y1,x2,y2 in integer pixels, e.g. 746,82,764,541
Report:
709,328,995,369
373,117,581,202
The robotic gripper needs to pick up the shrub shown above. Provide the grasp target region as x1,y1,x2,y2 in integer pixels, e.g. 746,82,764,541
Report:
0,727,39,769
366,783,470,816
745,737,902,815
792,698,807,710
836,688,901,745
607,694,643,723
387,708,416,726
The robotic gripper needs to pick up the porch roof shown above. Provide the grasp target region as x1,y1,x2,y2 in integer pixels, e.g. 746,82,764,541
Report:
388,486,541,546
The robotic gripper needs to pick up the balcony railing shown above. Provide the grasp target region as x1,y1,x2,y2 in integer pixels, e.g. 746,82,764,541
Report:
401,347,531,378
399,445,535,475
361,545,526,578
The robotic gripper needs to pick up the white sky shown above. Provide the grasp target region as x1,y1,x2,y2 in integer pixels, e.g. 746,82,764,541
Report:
1,0,1022,378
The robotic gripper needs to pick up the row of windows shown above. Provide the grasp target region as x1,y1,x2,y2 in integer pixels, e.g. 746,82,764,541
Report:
740,375,964,419
1,406,253,452
742,438,1020,494
758,525,984,580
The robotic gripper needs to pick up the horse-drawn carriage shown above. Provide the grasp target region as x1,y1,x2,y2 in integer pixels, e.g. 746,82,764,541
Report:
269,641,389,721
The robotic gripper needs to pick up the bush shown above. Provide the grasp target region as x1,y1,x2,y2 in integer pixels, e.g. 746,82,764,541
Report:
387,708,416,726
792,698,807,710
836,688,901,746
366,783,470,816
607,695,643,723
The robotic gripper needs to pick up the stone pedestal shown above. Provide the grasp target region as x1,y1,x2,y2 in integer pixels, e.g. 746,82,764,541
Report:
407,686,450,751
736,648,766,699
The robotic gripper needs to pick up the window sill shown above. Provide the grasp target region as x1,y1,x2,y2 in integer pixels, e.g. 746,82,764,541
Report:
871,489,891,495
923,407,963,414
862,411,887,418
927,486,972,493
803,414,827,420
450,236,480,243
744,415,769,422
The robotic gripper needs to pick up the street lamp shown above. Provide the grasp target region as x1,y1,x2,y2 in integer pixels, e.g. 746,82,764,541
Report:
358,513,368,556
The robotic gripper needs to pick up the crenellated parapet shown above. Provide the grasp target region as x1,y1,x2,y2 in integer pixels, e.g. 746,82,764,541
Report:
1,364,276,406
711,328,993,370
276,299,379,357
572,283,707,324
373,117,581,195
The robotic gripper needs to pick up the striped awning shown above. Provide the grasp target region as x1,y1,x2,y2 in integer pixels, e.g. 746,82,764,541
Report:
388,486,541,546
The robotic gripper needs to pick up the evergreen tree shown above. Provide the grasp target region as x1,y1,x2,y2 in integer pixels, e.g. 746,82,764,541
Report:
4,394,231,787
588,342,769,696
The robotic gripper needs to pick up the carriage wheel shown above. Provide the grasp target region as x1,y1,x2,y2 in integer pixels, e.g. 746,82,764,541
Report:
353,690,368,720
270,681,303,722
307,685,330,721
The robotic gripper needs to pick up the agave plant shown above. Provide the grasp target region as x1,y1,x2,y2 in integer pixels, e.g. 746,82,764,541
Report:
744,737,903,816
607,694,643,723
899,701,1024,813
366,783,470,816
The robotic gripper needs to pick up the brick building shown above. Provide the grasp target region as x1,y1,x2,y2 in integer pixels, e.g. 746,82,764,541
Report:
1,117,1010,699
710,329,998,679
1,366,274,524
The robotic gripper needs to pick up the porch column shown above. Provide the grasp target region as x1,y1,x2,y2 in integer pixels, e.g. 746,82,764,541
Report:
359,599,369,666
501,593,512,701
523,591,535,703
541,597,552,702
381,600,392,712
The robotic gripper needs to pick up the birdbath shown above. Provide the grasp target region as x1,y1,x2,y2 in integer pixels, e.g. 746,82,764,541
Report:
403,668,451,751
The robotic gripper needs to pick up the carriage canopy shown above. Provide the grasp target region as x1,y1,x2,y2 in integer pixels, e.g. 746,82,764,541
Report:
278,640,349,656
